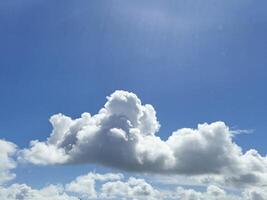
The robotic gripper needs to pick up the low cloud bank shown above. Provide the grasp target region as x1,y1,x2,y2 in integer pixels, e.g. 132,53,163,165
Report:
0,172,266,200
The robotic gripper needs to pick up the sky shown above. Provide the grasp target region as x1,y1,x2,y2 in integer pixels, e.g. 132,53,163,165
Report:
0,0,267,199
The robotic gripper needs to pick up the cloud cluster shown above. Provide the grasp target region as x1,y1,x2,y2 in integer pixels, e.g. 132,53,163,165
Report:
0,184,78,200
66,172,267,200
168,185,267,200
19,90,267,188
66,172,123,199
169,185,239,200
243,187,267,200
0,140,17,185
65,172,160,200
0,171,266,200
100,177,160,200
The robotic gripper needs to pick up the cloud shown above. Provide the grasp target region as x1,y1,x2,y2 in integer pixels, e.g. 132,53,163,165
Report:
0,170,266,200
19,90,267,188
0,171,159,200
162,185,267,200
243,187,267,200
0,184,78,200
230,129,254,135
65,172,160,200
65,172,123,198
170,185,240,200
0,139,17,185
100,177,160,200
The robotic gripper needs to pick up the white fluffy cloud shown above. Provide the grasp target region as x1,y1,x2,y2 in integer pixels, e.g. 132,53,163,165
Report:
100,177,160,200
0,171,157,200
65,172,160,200
0,140,17,185
65,172,123,198
167,185,239,200
0,170,266,200
0,184,78,200
173,186,267,200
243,187,267,200
19,90,267,188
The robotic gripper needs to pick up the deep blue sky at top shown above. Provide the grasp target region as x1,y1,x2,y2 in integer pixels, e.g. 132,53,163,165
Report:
0,0,267,156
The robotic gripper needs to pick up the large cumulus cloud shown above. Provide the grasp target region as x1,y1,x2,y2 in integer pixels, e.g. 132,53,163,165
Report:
19,90,267,188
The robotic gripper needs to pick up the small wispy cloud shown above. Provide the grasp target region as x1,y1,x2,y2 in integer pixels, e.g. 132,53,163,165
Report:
230,128,254,135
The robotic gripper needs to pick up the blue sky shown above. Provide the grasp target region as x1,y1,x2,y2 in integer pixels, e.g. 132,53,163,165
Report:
0,0,267,199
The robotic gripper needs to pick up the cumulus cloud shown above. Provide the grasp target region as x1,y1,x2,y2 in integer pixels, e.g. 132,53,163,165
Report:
0,139,17,185
0,170,266,200
243,187,267,200
64,172,161,200
65,172,123,198
171,186,267,200
19,90,267,188
0,184,78,200
0,172,159,200
170,185,242,200
100,177,160,200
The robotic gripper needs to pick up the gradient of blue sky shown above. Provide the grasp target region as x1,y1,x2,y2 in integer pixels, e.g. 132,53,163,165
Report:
0,0,267,188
